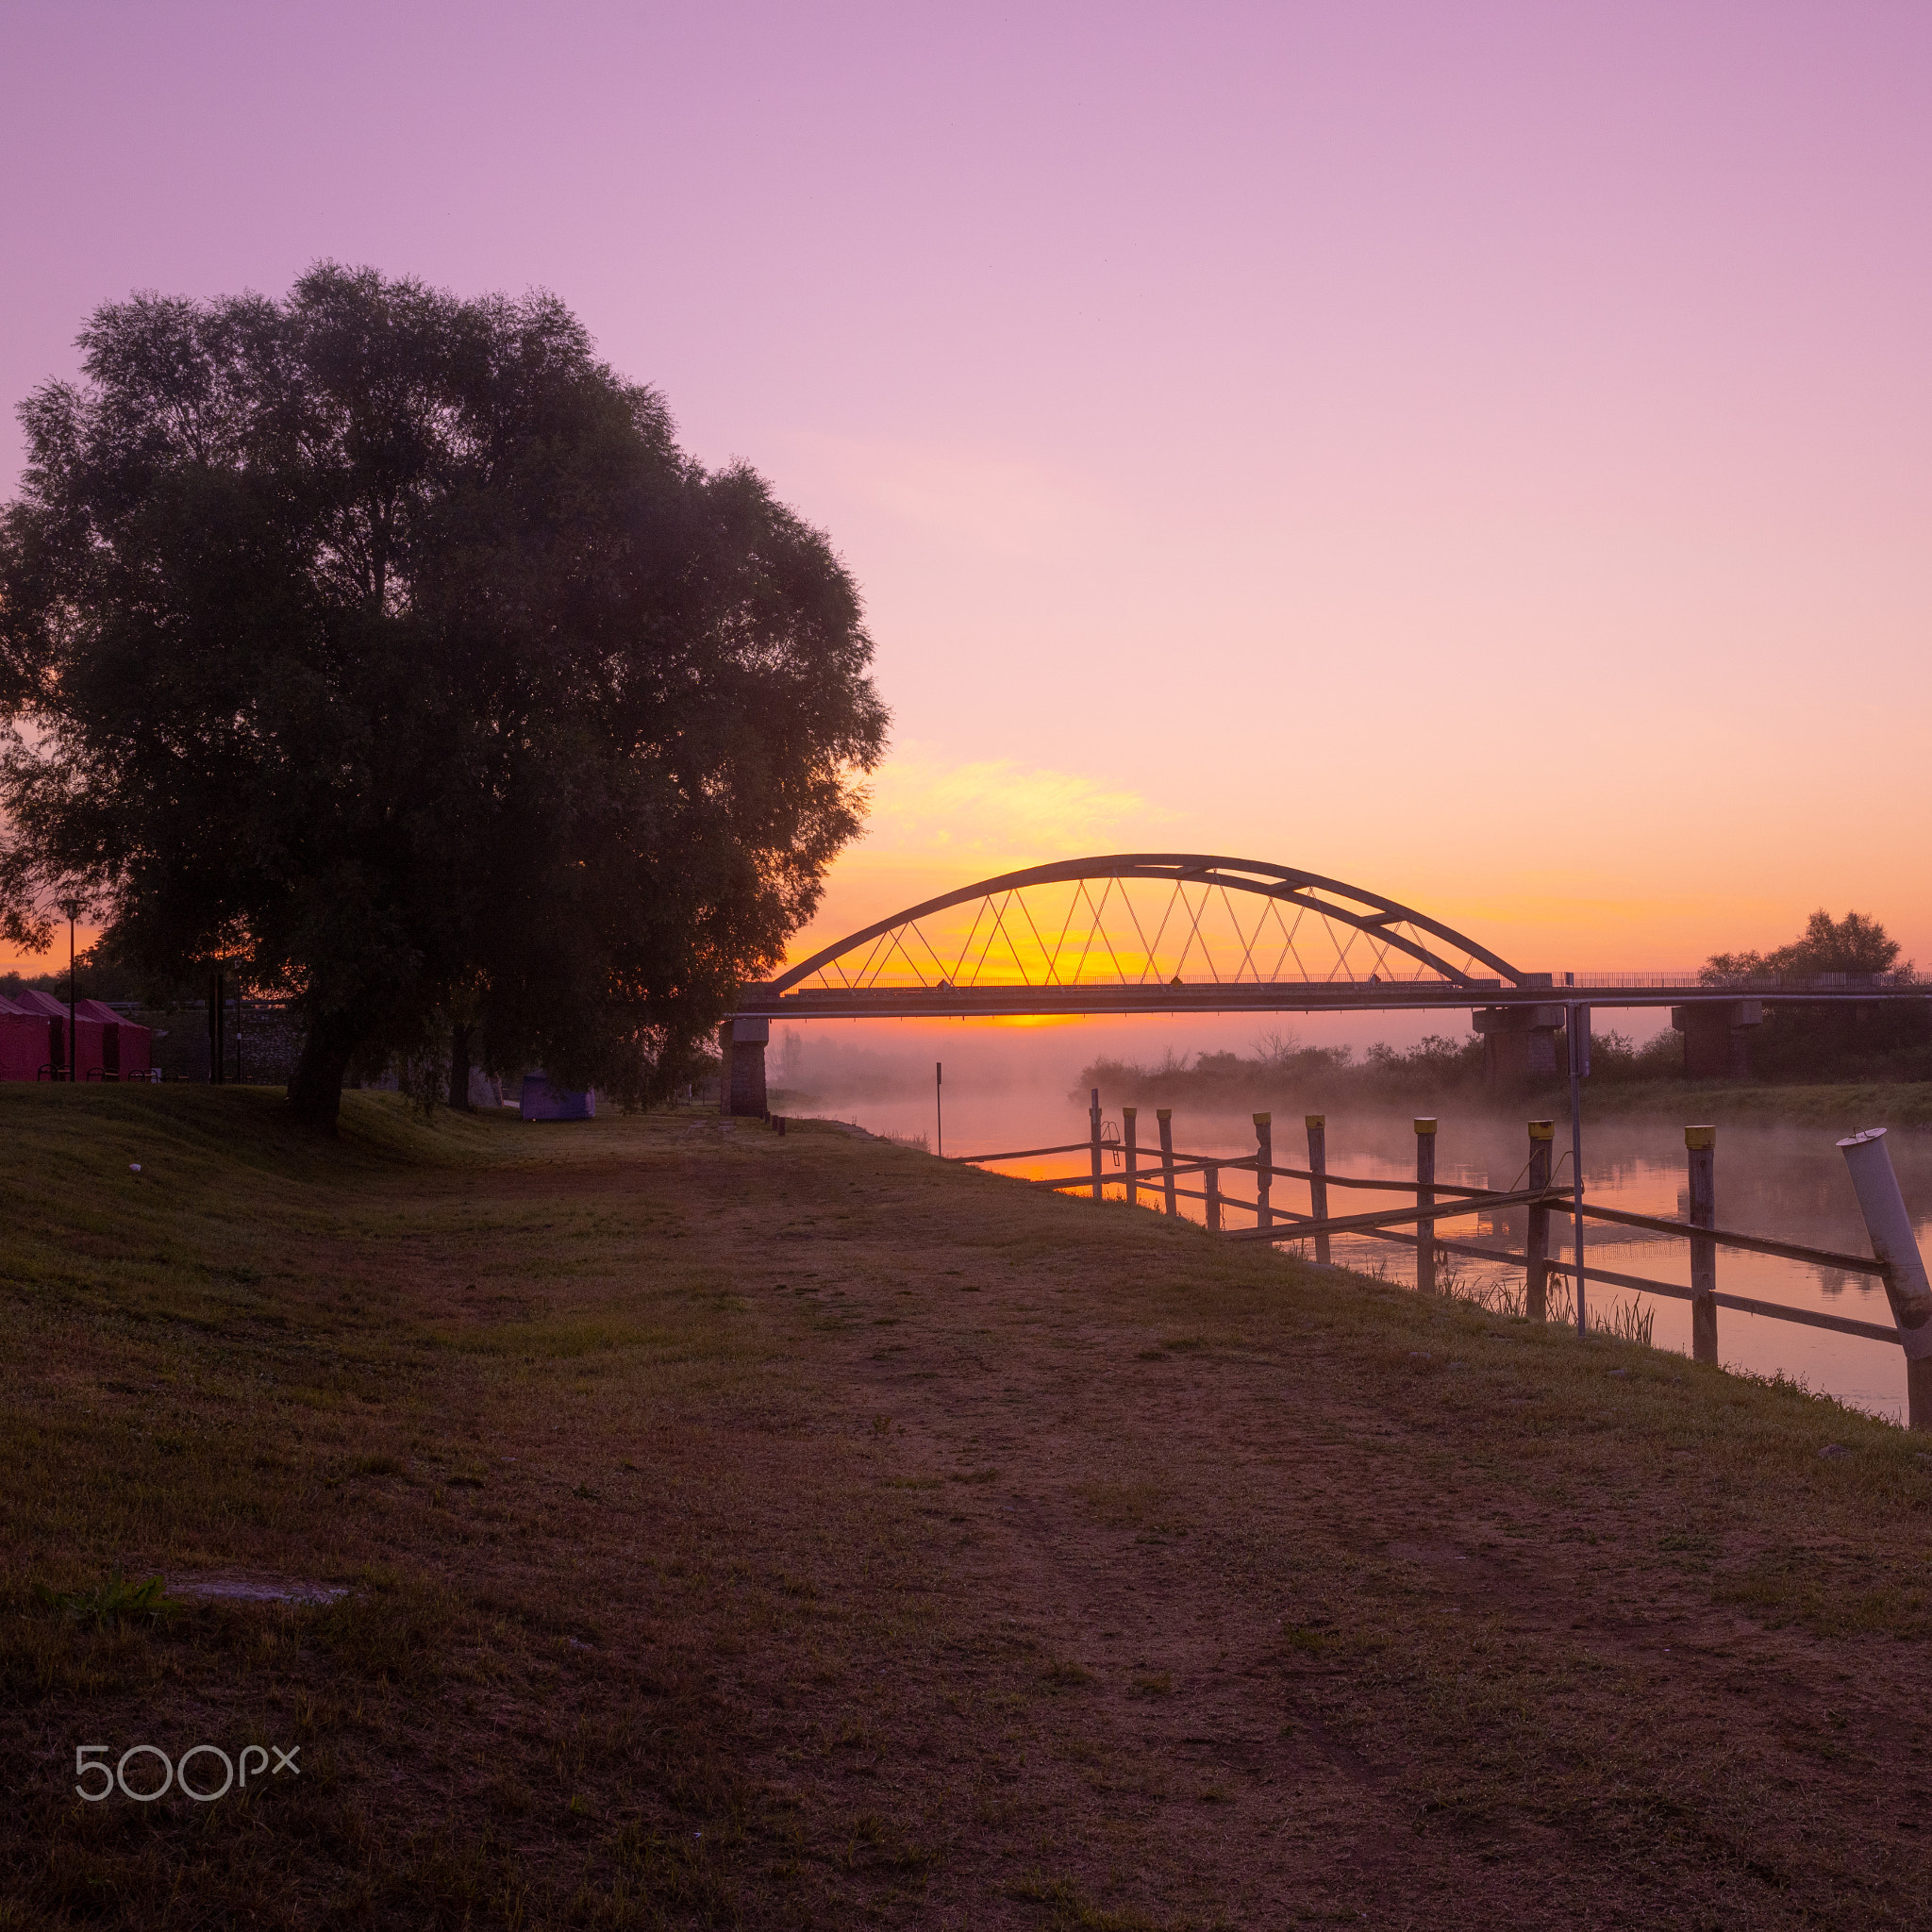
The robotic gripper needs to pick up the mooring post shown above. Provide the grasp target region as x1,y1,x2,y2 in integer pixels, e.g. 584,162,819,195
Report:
1254,1112,1273,1230
1688,1126,1718,1364
1525,1121,1554,1320
1123,1106,1139,1208
1414,1119,1439,1294
1569,1002,1591,1338
1089,1087,1103,1202
1306,1115,1330,1264
1158,1109,1177,1217
1205,1161,1222,1233
1838,1128,1932,1430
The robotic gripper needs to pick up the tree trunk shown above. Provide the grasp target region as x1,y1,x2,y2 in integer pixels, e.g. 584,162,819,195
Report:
288,1009,366,1133
449,1022,474,1111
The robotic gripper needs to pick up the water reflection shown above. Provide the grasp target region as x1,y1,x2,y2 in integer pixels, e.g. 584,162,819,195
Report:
817,1088,1932,1425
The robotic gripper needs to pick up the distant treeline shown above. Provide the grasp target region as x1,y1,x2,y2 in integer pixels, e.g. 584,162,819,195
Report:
1075,1027,1683,1108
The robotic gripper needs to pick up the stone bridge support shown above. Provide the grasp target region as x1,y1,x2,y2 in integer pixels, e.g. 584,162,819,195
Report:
1672,1000,1761,1079
1473,1004,1566,1090
719,1015,769,1116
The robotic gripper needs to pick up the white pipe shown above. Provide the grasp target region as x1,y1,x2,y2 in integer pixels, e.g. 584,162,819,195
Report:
1838,1129,1932,1358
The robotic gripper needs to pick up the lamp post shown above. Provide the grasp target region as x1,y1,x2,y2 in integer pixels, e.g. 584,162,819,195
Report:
57,896,84,1084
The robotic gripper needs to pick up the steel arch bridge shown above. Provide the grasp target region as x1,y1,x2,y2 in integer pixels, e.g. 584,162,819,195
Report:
731,854,1552,1022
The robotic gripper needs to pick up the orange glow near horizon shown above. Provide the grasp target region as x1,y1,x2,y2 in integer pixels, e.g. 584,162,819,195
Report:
784,750,1932,990
8,14,1932,1004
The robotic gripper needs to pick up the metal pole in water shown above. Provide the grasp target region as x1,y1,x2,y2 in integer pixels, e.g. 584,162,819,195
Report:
1089,1087,1103,1202
1570,1003,1590,1337
935,1061,942,1159
1838,1128,1932,1430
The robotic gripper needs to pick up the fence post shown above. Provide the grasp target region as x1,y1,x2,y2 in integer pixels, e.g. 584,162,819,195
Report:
1254,1112,1273,1230
1414,1119,1438,1294
1205,1161,1222,1233
1525,1121,1554,1320
1688,1126,1718,1364
1158,1109,1177,1217
1089,1088,1103,1202
1306,1115,1330,1264
1123,1106,1139,1208
1838,1128,1932,1430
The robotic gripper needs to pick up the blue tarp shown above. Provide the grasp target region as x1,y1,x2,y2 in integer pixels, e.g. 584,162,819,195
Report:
519,1074,595,1122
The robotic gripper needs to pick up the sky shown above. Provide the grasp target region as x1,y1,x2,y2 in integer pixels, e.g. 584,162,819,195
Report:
4,1,1929,1026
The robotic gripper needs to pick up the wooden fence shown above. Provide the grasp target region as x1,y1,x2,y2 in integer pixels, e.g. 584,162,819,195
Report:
946,1101,1907,1363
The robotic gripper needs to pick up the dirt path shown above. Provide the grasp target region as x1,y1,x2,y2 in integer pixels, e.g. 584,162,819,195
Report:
663,1132,1932,1927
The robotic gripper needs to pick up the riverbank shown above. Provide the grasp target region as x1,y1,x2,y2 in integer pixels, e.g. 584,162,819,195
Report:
1071,1060,1932,1131
1582,1077,1932,1128
6,1088,1932,1926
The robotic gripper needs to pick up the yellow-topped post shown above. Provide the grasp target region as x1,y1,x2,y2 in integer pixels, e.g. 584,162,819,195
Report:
1415,1119,1439,1295
1525,1121,1556,1320
1306,1115,1330,1263
1687,1125,1717,1363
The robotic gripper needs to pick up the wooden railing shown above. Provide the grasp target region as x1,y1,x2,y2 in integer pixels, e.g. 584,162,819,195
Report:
949,1104,1907,1355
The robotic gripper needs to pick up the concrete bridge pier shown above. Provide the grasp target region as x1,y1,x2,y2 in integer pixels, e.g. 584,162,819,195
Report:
1672,1000,1761,1079
1473,1004,1566,1090
719,1015,770,1116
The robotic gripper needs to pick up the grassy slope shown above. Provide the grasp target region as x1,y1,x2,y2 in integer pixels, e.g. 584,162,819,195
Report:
4,1088,1932,1928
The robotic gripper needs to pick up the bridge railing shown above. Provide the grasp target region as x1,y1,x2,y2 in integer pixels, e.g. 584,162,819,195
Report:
948,1107,1930,1423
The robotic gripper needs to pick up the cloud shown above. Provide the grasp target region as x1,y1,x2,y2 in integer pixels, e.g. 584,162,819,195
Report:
854,749,1166,862
786,750,1173,961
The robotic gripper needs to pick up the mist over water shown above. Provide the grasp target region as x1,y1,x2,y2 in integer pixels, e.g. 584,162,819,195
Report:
776,1027,1932,1427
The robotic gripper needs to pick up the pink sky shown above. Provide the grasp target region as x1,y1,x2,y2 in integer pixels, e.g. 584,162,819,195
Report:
5,1,1929,989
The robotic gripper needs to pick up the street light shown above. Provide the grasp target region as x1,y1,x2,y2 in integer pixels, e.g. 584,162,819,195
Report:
56,895,85,1085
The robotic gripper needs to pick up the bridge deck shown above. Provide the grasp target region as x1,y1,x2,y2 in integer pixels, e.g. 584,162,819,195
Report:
732,981,1928,1021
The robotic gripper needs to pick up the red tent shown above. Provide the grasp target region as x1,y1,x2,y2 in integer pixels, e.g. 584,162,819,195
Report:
0,996,53,1081
75,998,152,1080
4,991,70,1079
2,990,152,1081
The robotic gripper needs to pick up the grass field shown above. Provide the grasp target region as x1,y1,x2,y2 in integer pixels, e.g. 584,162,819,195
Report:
1581,1079,1932,1129
5,1086,1932,1929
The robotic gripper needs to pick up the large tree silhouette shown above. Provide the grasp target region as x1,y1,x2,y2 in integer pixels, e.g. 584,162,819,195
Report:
0,266,887,1126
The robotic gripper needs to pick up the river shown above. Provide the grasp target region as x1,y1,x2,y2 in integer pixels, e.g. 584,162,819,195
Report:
804,1084,1932,1426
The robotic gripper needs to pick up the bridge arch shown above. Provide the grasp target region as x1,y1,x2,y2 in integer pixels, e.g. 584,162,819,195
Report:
764,853,1529,1002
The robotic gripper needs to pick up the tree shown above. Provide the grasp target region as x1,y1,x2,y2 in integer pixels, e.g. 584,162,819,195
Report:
1701,909,1910,985
0,265,888,1127
1701,911,1927,1082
